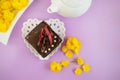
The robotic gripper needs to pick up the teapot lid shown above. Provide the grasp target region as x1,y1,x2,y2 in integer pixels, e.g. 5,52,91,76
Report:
61,0,82,8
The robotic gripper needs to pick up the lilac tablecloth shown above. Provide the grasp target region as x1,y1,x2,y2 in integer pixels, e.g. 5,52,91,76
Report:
0,0,120,80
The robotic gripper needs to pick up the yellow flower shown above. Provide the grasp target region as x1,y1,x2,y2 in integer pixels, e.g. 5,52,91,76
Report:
66,37,74,49
62,46,68,53
0,1,12,10
0,0,29,32
68,45,75,50
66,43,72,49
61,60,70,67
73,48,79,54
0,20,8,32
74,68,82,76
65,51,73,58
66,37,82,54
11,0,28,10
71,37,79,45
66,37,72,44
50,61,62,72
0,13,2,18
76,57,84,65
0,18,4,23
75,43,81,50
3,10,15,22
82,64,90,72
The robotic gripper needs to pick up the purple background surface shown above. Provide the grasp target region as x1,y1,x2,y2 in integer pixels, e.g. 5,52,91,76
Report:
0,0,120,80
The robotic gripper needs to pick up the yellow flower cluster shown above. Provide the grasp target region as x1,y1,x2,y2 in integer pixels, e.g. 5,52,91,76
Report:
73,57,91,76
50,58,90,75
50,60,70,72
50,37,91,76
0,0,28,32
11,0,28,10
62,37,82,58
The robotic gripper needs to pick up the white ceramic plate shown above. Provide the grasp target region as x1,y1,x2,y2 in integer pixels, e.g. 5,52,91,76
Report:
0,0,33,45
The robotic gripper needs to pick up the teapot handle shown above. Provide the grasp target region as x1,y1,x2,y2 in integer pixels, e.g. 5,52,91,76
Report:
47,4,58,13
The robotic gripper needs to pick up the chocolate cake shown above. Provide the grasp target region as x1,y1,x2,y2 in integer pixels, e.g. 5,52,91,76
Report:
25,21,62,58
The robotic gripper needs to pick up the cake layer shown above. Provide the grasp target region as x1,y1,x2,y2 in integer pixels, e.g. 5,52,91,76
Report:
25,21,62,58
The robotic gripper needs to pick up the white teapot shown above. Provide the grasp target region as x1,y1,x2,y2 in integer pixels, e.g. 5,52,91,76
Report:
47,0,92,18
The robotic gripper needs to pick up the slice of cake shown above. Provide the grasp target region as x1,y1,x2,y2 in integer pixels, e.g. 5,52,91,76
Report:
25,21,62,58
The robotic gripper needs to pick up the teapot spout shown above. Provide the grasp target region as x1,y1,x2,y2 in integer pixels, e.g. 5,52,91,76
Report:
47,4,58,13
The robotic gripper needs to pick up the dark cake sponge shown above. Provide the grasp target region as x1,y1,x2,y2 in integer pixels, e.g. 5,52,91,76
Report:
25,21,62,58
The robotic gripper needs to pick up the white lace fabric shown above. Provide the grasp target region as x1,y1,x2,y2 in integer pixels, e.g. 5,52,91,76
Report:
22,19,66,60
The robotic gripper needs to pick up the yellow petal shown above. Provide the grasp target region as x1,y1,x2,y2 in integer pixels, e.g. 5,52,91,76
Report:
65,51,73,58
11,0,28,10
0,13,2,18
71,37,79,45
0,1,12,10
74,68,82,76
61,60,70,67
76,57,84,65
0,23,8,32
62,46,68,53
50,61,62,72
3,10,15,22
73,48,79,54
82,64,90,72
